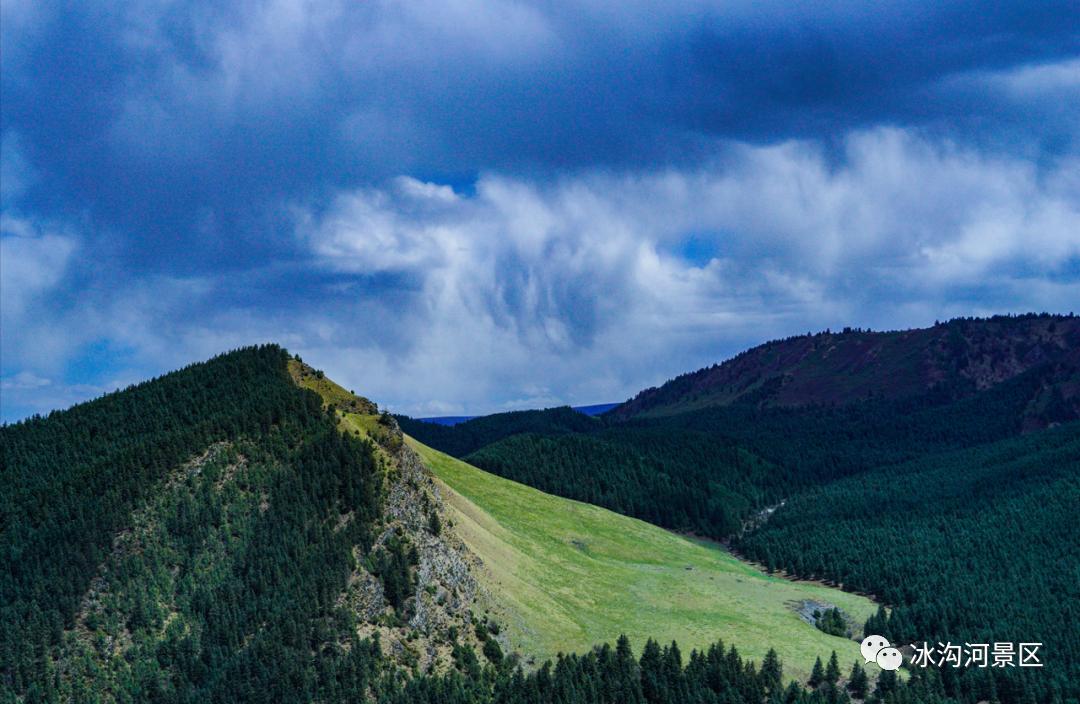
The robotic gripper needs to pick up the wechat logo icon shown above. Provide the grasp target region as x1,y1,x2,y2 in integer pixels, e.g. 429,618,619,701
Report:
861,635,902,671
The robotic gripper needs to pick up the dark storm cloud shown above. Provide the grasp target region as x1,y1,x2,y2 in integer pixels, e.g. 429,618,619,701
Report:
3,1,1078,266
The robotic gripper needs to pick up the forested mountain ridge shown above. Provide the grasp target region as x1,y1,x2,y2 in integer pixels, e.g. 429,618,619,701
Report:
288,357,498,671
401,349,1070,542
610,314,1080,422
0,347,496,701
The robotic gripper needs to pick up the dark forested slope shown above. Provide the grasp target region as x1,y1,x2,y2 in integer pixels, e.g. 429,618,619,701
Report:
396,405,600,458
1,345,386,701
610,314,1080,423
737,422,1080,703
464,428,787,537
405,356,1062,541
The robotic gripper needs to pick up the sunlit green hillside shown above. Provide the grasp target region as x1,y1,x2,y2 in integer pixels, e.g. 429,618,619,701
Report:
409,437,879,682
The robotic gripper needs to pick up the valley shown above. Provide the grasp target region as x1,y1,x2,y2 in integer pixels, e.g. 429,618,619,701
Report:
410,437,878,682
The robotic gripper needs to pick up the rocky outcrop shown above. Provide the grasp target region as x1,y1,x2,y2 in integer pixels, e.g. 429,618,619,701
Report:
341,414,497,671
288,360,502,671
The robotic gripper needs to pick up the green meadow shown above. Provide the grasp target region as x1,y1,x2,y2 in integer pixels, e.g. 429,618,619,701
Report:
408,437,881,682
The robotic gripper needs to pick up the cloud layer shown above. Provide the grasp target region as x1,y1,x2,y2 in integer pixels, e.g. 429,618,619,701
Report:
2,1,1079,420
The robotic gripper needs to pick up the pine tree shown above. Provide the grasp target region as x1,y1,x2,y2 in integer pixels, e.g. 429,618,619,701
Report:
640,639,663,704
760,648,783,694
613,635,644,704
875,669,898,696
483,637,503,665
825,651,841,685
809,656,825,687
863,606,888,639
847,661,868,699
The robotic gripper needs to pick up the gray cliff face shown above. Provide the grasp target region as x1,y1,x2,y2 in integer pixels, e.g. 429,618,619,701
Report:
394,444,479,631
289,361,504,671
342,416,498,671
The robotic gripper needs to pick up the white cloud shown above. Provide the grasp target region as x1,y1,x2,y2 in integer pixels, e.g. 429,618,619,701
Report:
0,217,77,321
0,370,52,390
3,127,1078,421
986,57,1080,99
285,128,1080,415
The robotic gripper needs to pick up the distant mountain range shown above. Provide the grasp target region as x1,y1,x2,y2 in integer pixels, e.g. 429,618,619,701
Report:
610,313,1080,427
415,314,1080,430
416,402,619,426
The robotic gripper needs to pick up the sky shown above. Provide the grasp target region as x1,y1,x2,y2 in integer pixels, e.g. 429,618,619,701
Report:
2,0,1079,421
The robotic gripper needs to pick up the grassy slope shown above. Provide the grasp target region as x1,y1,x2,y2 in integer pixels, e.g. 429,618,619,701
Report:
408,437,879,682
288,358,378,414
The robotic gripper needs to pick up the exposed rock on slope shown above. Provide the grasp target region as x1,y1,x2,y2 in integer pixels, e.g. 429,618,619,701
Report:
292,359,500,671
344,421,493,670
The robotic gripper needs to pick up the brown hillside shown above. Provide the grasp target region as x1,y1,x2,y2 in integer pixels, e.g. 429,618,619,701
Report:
612,314,1080,420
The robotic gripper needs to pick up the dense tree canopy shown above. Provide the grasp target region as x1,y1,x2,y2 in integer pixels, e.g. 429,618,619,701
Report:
737,423,1080,703
1,346,385,701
